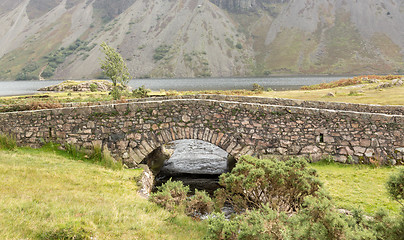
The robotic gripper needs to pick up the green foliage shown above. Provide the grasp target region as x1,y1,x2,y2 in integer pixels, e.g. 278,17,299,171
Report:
41,65,55,78
150,179,189,212
235,43,243,49
89,83,98,92
0,133,17,150
56,142,122,170
153,44,171,61
132,85,150,98
150,180,214,217
387,167,404,206
215,156,322,213
185,190,214,217
0,149,205,239
252,83,264,93
38,221,96,240
100,42,132,100
289,195,351,240
205,205,289,240
90,145,123,170
16,62,40,80
40,39,91,79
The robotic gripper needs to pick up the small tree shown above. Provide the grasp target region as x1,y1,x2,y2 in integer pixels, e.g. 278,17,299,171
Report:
100,42,131,99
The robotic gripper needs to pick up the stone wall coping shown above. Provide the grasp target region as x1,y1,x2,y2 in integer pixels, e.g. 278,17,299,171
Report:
137,94,404,115
1,98,402,123
1,94,403,115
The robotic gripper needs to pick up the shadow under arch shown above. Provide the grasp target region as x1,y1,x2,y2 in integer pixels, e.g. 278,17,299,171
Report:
128,127,254,167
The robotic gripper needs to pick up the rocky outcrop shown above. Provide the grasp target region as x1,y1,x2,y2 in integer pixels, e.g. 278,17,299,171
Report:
209,0,289,12
209,0,258,12
38,80,113,92
376,79,404,89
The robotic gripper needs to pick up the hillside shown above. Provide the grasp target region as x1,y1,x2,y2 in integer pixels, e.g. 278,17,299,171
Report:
0,0,403,80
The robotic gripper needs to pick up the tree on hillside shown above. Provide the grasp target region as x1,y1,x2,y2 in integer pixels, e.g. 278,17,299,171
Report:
100,42,131,100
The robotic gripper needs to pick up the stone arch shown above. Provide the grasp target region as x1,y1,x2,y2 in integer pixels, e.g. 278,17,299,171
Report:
125,126,253,167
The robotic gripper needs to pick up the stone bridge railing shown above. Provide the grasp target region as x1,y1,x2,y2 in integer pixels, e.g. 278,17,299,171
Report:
0,95,403,166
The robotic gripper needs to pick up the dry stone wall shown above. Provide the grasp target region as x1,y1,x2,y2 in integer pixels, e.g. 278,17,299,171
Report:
0,96,403,167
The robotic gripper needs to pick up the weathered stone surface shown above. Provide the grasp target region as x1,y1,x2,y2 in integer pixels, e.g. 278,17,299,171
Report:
0,95,402,167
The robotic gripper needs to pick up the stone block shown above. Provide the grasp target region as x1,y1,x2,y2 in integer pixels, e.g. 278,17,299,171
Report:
301,145,321,154
360,139,371,147
365,148,375,158
353,146,366,155
334,155,347,163
182,115,191,122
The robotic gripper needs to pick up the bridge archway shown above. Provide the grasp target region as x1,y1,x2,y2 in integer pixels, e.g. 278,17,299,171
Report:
124,127,254,168
140,139,236,195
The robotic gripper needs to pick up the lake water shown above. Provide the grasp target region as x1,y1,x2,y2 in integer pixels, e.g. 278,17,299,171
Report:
0,76,348,96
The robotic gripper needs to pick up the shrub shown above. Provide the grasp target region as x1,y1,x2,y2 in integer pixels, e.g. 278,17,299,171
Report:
301,77,363,90
252,83,264,92
185,189,214,217
205,205,290,240
386,167,404,206
132,85,150,98
215,156,322,213
0,133,17,150
150,179,189,211
89,83,98,92
41,65,56,78
153,44,171,61
110,86,122,100
289,195,351,240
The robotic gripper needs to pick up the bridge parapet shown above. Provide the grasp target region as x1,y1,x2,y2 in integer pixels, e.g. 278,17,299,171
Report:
0,96,403,166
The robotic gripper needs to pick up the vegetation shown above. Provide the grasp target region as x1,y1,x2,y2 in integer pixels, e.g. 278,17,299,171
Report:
0,148,207,239
0,133,17,150
153,44,171,61
215,156,321,213
1,140,402,239
100,42,132,100
41,39,95,79
301,77,364,90
151,179,214,217
16,62,40,80
257,75,404,105
205,156,404,240
132,85,151,98
1,75,402,112
387,167,404,207
252,83,264,92
312,161,401,215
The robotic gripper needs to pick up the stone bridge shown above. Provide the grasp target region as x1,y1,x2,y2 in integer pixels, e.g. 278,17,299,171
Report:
0,95,403,166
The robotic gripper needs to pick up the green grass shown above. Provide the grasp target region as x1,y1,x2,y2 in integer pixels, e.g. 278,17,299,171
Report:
0,148,207,239
0,146,401,238
311,162,401,216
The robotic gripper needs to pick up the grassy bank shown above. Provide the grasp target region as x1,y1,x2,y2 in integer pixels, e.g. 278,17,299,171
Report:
258,82,404,105
0,147,401,238
311,162,401,215
0,148,207,239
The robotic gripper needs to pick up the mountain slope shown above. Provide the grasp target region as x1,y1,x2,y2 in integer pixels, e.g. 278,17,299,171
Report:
0,0,403,80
